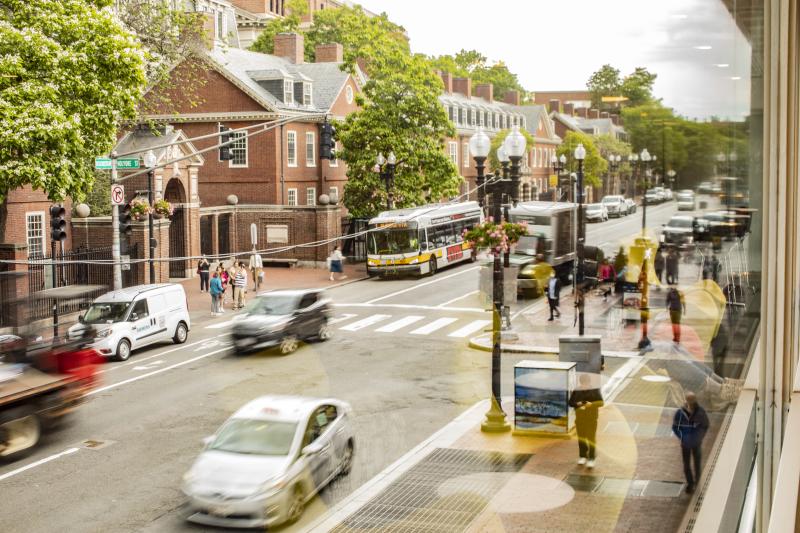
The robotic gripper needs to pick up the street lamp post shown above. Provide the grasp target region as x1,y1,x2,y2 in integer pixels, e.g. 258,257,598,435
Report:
609,154,621,195
144,149,157,283
376,152,397,210
640,148,652,233
551,153,566,201
628,153,639,202
470,126,491,209
574,143,587,335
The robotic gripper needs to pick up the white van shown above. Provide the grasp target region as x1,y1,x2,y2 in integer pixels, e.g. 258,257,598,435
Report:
68,284,190,361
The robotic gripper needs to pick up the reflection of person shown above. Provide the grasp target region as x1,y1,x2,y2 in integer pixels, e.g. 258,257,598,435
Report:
672,392,709,494
249,250,263,292
666,248,680,285
546,272,561,321
568,374,604,468
665,287,686,343
654,248,665,284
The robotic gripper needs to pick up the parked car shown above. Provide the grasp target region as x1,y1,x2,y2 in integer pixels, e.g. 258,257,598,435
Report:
654,187,667,202
645,189,660,204
67,284,190,361
661,215,696,246
231,289,330,355
624,198,637,214
663,188,674,201
697,181,714,194
584,203,609,222
676,190,697,211
183,396,355,528
601,195,626,217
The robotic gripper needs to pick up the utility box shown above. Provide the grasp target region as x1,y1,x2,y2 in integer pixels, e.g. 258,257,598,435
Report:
513,360,576,436
559,335,603,375
479,262,518,307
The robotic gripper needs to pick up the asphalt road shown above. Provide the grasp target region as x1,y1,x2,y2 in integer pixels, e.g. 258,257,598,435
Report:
0,200,682,533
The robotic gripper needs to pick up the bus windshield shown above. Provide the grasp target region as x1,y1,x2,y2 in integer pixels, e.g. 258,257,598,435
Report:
368,229,419,255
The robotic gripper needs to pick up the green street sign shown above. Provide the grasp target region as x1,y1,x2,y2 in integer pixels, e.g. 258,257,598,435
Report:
95,157,141,170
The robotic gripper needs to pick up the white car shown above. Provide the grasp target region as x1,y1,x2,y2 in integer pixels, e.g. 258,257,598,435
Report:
67,284,190,361
676,190,696,211
625,198,637,214
183,396,355,529
601,195,626,217
584,203,608,222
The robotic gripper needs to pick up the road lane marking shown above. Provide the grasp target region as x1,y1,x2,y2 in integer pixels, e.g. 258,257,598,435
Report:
365,266,481,304
132,360,164,371
436,290,479,308
329,313,358,325
375,315,424,333
97,334,229,374
410,317,458,335
88,346,230,396
0,447,80,482
339,315,391,331
448,319,491,338
335,303,485,313
206,320,235,329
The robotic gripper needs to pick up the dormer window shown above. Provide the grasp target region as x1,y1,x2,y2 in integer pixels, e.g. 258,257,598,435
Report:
284,80,294,104
303,82,312,106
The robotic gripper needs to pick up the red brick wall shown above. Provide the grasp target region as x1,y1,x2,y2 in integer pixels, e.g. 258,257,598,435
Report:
0,186,73,252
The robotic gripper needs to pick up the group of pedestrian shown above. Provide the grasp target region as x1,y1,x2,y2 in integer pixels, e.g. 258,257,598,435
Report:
201,257,250,317
654,247,681,286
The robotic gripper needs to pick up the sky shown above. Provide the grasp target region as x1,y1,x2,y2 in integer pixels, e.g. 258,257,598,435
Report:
354,0,753,120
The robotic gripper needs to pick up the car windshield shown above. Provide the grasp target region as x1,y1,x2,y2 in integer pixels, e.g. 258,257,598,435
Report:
669,218,694,228
587,204,602,210
368,229,419,255
677,193,693,200
515,235,540,256
602,197,620,204
646,189,657,195
209,419,298,456
83,302,130,324
246,295,299,316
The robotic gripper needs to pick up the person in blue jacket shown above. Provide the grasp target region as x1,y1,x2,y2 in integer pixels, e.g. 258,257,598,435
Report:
672,392,710,494
209,272,224,317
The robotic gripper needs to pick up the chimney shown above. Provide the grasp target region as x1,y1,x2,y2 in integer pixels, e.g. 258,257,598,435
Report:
503,90,521,106
439,71,453,94
589,108,600,119
600,111,610,119
315,43,343,63
548,99,561,113
563,103,575,115
611,114,620,125
475,83,494,102
576,107,588,118
274,32,304,64
453,77,472,97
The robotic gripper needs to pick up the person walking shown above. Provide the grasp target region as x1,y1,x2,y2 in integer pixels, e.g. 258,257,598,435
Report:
598,259,615,301
249,249,263,292
654,248,666,284
197,257,210,292
568,374,604,468
666,286,686,343
546,271,561,321
233,263,247,310
327,245,346,281
672,392,710,494
217,264,229,312
666,247,680,285
209,272,224,316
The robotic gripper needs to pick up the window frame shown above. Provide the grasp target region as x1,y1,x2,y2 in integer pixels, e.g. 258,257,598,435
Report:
287,130,297,167
229,130,248,168
329,141,339,167
463,142,470,168
287,188,298,206
25,211,46,258
303,82,313,106
284,79,294,105
448,141,458,165
305,131,316,167
306,187,316,206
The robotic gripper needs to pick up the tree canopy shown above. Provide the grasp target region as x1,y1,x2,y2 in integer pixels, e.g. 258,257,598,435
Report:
248,0,308,56
587,64,657,110
428,49,527,100
0,0,147,202
556,132,607,189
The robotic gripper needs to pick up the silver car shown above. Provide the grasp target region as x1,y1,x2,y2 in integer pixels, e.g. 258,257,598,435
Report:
183,396,355,528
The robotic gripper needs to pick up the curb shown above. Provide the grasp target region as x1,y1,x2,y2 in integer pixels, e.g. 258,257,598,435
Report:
468,333,640,358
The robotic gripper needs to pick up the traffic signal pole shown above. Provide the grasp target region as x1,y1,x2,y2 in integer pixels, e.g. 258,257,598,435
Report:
111,153,122,290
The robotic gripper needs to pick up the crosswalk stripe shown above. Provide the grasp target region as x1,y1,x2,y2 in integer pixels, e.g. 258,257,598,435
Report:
339,314,391,331
375,315,424,333
409,317,458,335
447,319,491,338
329,313,358,325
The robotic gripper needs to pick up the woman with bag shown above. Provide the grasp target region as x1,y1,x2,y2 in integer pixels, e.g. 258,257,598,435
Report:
327,245,346,281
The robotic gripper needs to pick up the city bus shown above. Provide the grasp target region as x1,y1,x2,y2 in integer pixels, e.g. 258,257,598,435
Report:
366,201,483,277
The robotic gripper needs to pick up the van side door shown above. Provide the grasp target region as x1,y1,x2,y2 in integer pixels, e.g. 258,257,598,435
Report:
127,299,153,348
146,294,170,343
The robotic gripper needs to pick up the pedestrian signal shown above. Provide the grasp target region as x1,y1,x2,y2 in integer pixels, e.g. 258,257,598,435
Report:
219,125,234,161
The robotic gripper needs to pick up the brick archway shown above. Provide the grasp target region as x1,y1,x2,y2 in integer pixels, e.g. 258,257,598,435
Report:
165,178,188,278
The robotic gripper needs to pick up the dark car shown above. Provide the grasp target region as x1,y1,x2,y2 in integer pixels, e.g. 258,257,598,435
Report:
230,289,331,355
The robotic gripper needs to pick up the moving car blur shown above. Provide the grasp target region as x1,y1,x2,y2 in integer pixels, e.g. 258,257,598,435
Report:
182,396,355,528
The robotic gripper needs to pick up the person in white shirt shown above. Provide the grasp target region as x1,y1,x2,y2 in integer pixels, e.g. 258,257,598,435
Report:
327,245,346,281
249,249,263,292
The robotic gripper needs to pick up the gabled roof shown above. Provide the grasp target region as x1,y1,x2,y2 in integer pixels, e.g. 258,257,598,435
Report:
508,104,560,143
115,127,205,167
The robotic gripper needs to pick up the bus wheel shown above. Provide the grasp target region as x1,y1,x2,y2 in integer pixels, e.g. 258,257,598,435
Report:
428,257,438,276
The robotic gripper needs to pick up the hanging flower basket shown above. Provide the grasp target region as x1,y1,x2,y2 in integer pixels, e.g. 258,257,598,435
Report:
463,218,528,254
129,197,151,221
153,198,174,218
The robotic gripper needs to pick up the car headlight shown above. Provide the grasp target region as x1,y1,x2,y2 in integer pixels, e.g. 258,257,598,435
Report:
253,474,290,498
96,329,111,339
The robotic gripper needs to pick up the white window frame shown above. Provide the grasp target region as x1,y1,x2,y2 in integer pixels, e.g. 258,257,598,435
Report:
25,211,46,258
284,80,294,105
216,10,225,40
470,109,476,126
478,110,484,127
287,188,298,206
303,82,312,106
463,142,470,168
448,141,458,165
329,141,339,167
329,186,339,200
306,187,316,206
287,130,297,167
229,130,248,168
305,131,316,167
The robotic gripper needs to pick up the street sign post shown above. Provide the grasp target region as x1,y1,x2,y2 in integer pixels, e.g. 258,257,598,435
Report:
96,157,140,170
111,184,125,205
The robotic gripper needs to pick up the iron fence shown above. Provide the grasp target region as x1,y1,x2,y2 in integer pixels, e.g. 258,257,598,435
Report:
341,217,368,262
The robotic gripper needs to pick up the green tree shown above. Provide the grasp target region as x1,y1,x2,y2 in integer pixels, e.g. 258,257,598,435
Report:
0,0,147,202
428,49,527,100
621,67,657,107
85,170,112,217
587,64,621,109
556,132,607,188
622,104,688,178
249,0,308,55
488,128,535,172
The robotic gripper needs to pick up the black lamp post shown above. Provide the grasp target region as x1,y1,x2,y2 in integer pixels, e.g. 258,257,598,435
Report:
144,149,157,283
551,153,566,201
574,143,587,335
609,154,621,195
376,152,397,210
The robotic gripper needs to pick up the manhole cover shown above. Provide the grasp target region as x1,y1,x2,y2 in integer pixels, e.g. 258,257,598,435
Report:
642,480,685,497
331,448,531,533
564,474,604,492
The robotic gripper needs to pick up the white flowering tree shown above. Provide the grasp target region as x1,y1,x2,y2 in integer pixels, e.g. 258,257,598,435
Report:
0,0,147,202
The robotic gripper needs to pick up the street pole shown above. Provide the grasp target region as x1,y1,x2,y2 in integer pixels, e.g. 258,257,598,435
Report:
576,156,586,336
501,161,510,268
640,161,647,234
51,240,58,340
475,157,486,208
148,167,156,283
111,152,122,290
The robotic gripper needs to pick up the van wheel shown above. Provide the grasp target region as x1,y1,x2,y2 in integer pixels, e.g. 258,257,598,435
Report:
173,322,188,344
115,339,131,362
0,407,41,462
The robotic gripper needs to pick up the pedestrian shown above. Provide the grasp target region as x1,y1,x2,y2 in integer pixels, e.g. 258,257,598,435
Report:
654,248,665,284
672,392,710,494
598,259,615,301
249,249,264,292
666,247,680,285
233,262,247,310
546,271,561,321
217,265,229,313
666,286,686,343
703,253,720,283
210,271,224,316
327,245,347,281
197,256,210,292
568,374,604,468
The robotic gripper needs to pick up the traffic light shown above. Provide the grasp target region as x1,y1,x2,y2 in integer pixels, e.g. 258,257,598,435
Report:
320,121,336,160
49,205,67,242
119,203,132,236
219,125,234,161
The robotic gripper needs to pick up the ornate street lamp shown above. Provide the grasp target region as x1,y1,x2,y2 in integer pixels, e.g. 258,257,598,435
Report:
640,148,652,232
469,126,491,208
375,151,397,209
574,143,587,336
